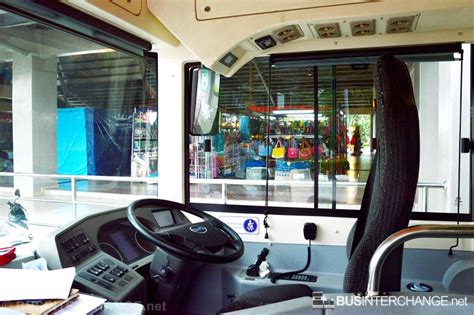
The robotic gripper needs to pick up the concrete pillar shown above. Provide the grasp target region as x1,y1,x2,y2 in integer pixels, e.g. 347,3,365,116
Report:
12,55,57,196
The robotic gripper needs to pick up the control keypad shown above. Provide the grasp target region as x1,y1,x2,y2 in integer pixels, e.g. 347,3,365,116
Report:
80,259,132,292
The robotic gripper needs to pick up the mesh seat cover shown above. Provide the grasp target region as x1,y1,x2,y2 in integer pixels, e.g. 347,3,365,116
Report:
343,54,420,293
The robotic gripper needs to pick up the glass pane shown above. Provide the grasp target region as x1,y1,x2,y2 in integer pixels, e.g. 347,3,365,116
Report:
188,59,271,204
410,54,469,213
0,10,158,228
334,64,374,210
268,64,315,207
188,49,470,216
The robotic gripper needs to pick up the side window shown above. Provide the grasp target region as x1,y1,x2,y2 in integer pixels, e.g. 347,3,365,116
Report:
186,45,471,218
0,10,158,225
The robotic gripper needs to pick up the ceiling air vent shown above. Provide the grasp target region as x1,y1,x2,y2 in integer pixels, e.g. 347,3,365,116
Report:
386,16,415,34
350,20,375,36
273,25,303,44
219,52,238,68
254,35,277,50
314,23,341,38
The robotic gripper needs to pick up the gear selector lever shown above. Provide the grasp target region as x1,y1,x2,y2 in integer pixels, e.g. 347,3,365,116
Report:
246,248,269,277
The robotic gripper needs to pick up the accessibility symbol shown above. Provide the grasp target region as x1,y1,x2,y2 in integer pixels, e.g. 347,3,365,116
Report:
243,219,258,233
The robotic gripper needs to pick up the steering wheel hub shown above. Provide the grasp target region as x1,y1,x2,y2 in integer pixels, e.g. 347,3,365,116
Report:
189,225,208,233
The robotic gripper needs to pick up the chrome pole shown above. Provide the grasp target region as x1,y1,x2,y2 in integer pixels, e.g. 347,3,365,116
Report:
367,224,474,296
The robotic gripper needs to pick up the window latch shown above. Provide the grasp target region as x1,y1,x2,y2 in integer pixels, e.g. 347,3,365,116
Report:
461,138,474,153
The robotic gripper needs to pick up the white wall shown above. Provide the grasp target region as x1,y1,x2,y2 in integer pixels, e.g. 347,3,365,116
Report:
460,45,471,214
156,44,195,202
413,48,471,214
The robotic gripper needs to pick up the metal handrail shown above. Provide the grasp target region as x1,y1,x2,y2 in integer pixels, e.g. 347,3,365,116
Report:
189,177,446,189
189,178,446,211
0,172,448,213
0,172,158,183
367,224,474,296
0,171,159,220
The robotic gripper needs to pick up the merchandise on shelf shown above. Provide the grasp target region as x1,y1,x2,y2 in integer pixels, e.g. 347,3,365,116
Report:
189,110,353,182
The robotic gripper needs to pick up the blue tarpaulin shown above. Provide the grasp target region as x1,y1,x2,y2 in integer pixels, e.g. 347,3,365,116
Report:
57,108,133,176
93,110,132,176
57,108,95,175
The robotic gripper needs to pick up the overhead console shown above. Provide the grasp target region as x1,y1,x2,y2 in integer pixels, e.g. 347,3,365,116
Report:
147,0,474,76
36,206,188,302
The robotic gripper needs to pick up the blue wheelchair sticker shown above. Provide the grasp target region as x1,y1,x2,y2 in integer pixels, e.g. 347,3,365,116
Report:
243,219,258,233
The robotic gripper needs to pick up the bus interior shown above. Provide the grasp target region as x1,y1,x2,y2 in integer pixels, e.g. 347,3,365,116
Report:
0,0,473,314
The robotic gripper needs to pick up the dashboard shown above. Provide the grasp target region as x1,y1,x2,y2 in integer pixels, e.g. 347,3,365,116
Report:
98,219,155,265
98,209,185,265
36,205,189,302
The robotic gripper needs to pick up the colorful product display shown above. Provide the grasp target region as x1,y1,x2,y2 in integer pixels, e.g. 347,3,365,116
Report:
190,113,352,181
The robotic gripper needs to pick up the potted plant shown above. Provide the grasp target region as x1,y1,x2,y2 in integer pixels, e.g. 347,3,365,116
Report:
319,158,350,177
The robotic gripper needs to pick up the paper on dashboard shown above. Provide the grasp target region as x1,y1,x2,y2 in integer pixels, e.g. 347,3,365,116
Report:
0,267,75,301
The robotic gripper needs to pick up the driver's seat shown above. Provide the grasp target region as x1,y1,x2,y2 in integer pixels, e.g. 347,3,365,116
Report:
219,54,420,313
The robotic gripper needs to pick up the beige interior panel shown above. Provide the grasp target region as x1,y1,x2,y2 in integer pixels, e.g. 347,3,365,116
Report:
110,0,142,16
195,0,373,20
150,0,473,76
62,0,179,47
416,7,474,32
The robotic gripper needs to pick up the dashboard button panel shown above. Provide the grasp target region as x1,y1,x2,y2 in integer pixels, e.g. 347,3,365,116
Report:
102,274,117,283
76,256,137,297
59,231,97,265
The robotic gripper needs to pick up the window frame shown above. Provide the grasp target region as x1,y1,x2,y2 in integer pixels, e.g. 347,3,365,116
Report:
184,44,473,222
0,0,151,57
470,43,474,222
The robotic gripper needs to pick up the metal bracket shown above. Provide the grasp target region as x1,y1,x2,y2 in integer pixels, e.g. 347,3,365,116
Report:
461,138,474,153
312,292,335,310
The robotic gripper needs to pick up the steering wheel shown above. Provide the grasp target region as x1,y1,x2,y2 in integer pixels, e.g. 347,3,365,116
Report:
127,199,244,264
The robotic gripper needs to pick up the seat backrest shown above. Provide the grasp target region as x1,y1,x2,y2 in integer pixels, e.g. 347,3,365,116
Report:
343,55,420,293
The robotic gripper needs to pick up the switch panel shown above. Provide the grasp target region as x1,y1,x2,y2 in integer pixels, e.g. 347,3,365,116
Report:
76,254,144,302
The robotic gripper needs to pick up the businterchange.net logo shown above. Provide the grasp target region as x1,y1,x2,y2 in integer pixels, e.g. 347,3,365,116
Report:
312,292,468,309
